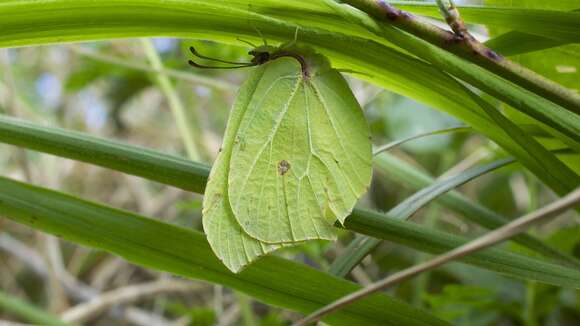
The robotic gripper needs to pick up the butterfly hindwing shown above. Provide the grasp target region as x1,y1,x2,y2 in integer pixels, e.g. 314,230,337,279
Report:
202,66,282,273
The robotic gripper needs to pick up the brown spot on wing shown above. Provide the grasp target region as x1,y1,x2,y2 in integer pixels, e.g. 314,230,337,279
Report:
278,160,291,176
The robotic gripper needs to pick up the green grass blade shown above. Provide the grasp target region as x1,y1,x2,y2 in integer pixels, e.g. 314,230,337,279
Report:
390,2,580,42
0,115,575,267
373,153,580,267
0,0,577,149
1,176,578,289
330,158,511,277
0,176,445,326
485,31,568,56
0,290,75,326
462,85,580,194
0,115,209,194
345,208,580,288
373,126,471,155
333,1,580,142
388,158,514,221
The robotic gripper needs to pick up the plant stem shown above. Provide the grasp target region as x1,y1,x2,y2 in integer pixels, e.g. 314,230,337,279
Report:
435,0,467,37
141,39,203,161
0,290,75,326
339,0,580,113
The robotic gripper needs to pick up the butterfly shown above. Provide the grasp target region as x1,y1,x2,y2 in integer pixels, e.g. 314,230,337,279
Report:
190,41,372,272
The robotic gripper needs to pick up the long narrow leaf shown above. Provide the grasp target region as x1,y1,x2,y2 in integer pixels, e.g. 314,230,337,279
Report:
330,158,514,277
0,0,577,156
0,116,569,261
485,31,568,56
0,117,579,285
345,208,580,288
461,84,580,194
0,116,208,194
0,115,575,266
1,176,578,290
0,176,445,326
390,2,580,42
373,153,579,266
0,290,74,326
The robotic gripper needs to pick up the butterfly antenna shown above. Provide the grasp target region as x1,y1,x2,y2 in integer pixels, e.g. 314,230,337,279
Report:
283,26,300,49
189,46,251,65
188,59,255,69
237,37,258,48
253,26,268,46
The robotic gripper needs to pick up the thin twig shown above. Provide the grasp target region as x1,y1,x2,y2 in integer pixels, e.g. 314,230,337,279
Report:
337,0,580,113
141,38,204,161
123,307,175,326
0,234,96,301
435,0,467,37
61,280,202,323
373,126,470,156
295,188,580,325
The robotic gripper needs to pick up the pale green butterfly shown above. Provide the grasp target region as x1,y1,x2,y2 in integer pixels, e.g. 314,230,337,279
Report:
190,41,372,273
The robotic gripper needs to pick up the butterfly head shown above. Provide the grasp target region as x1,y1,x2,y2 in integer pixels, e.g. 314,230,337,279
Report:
248,45,277,65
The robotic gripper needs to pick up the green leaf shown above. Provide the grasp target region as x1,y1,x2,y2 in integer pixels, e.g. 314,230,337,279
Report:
485,31,567,56
0,290,75,326
2,172,579,295
391,2,580,42
485,0,580,11
372,153,580,267
1,0,577,161
0,115,209,193
330,158,514,277
345,208,580,288
324,0,580,192
0,115,575,268
0,176,446,326
1,116,579,286
461,85,580,194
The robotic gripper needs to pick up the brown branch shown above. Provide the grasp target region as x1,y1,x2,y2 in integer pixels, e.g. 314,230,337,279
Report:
339,0,580,113
436,0,468,37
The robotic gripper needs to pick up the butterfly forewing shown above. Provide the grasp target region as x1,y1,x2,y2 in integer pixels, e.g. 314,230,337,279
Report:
227,58,372,244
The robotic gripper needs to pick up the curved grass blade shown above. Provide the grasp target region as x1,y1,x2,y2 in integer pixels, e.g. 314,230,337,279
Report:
1,0,577,156
0,115,576,268
303,189,580,325
1,175,578,294
0,290,75,326
373,126,471,156
0,176,446,326
373,152,580,268
330,157,515,277
485,31,568,56
461,84,580,194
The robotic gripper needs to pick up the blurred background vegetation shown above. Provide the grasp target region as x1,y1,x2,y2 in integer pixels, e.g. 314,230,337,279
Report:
1,2,579,324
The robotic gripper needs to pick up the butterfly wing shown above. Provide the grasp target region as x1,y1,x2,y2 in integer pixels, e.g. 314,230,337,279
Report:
202,67,282,273
228,57,372,244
